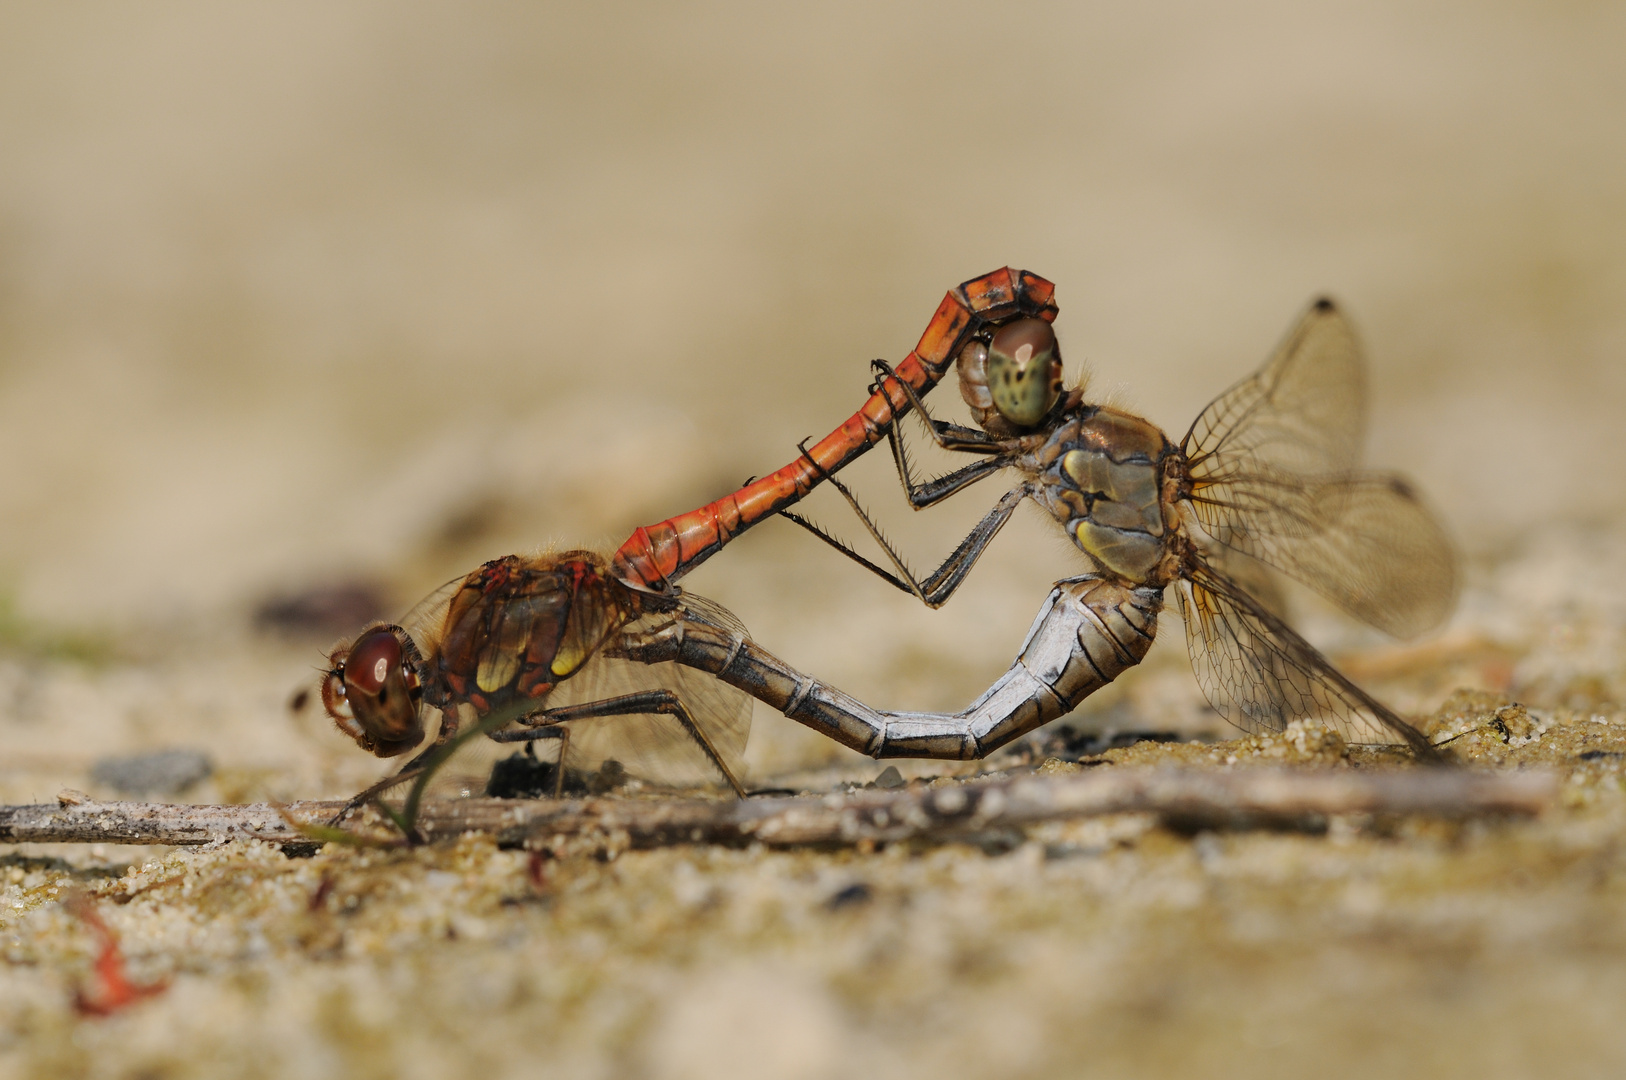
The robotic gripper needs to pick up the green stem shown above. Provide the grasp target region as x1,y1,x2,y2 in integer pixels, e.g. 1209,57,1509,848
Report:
399,706,536,837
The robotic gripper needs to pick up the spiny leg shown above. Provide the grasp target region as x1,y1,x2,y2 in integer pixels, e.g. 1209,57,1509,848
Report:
869,359,1007,509
870,358,1000,454
391,705,542,838
500,727,573,799
874,373,983,507
327,706,461,827
491,691,747,799
782,439,1033,608
330,703,536,841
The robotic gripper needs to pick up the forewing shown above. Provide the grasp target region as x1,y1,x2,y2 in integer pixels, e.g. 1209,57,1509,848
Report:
1175,570,1432,754
396,575,465,655
1181,301,1457,639
553,569,629,679
1192,474,1458,639
1182,298,1365,482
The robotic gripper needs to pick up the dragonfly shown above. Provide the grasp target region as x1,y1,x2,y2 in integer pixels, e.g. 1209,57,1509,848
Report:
645,296,1459,761
318,268,1058,812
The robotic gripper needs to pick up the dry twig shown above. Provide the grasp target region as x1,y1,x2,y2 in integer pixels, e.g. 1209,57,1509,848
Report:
1,768,1555,852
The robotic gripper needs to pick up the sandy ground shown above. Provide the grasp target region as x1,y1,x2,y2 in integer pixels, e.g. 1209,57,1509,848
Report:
1,3,1625,1077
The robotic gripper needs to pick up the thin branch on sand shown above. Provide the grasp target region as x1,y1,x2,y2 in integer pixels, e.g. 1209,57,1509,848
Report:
1,768,1553,852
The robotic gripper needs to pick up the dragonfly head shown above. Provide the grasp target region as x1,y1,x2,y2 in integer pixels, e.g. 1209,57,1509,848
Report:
958,318,1064,434
320,625,427,757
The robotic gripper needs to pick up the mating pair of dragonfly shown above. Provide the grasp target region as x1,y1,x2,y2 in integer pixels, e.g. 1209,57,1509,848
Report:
320,268,1458,816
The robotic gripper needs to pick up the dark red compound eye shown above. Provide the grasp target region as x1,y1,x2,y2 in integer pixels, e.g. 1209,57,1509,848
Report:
343,628,403,698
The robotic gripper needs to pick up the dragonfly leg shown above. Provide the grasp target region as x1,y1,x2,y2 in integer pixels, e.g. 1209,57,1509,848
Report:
507,727,573,798
867,360,1011,511
492,692,747,799
330,703,519,839
869,358,1000,454
609,270,1057,594
782,439,1032,607
554,725,571,799
328,706,460,827
325,769,423,833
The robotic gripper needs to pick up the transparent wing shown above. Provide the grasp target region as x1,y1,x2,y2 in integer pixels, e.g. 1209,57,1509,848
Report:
1204,541,1289,622
396,574,465,653
675,590,752,641
419,702,520,801
1181,300,1458,639
1175,568,1433,756
420,642,752,799
1183,298,1365,481
543,646,752,790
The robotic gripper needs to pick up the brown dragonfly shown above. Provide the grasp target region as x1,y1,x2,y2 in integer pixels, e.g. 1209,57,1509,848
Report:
319,269,1057,814
665,295,1459,760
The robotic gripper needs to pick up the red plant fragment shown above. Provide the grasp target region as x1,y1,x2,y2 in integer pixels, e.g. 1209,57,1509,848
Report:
65,893,169,1017
527,850,551,891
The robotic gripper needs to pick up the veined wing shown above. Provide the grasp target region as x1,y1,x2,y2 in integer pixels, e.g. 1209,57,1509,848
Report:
1182,298,1365,484
1175,567,1436,758
1188,474,1458,639
541,655,751,789
1180,300,1458,639
420,635,752,799
396,574,465,656
541,593,753,789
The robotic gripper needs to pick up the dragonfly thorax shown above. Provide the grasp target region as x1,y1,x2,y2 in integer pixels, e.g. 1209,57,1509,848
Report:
1028,406,1179,585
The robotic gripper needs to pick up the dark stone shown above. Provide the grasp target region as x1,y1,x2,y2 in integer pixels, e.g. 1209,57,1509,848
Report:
90,749,213,797
254,582,388,638
825,883,873,910
871,765,905,789
484,752,592,799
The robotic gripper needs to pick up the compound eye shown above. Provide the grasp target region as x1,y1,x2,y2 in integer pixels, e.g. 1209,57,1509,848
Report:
343,628,402,697
325,626,424,758
986,318,1062,428
956,338,993,412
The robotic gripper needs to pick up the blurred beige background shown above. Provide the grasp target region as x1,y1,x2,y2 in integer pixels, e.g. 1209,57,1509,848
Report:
0,2,1623,786
4,9,1626,1079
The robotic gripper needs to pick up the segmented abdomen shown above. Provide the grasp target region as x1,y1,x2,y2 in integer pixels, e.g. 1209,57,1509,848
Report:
877,575,1163,758
613,575,1162,761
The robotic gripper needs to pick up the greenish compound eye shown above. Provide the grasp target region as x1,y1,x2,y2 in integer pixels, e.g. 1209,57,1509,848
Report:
986,318,1062,428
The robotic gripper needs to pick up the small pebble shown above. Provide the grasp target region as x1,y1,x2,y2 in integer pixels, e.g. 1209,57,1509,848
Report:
90,749,213,797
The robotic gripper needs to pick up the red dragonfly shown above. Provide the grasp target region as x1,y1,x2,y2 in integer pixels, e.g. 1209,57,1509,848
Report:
319,269,1057,807
683,295,1458,760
